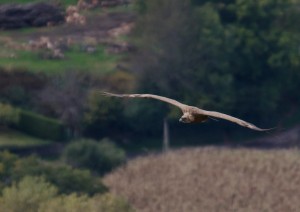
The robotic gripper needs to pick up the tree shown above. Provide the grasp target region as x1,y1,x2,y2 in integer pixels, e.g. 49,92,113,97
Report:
130,0,300,132
36,71,91,138
83,90,126,138
0,152,107,195
129,0,234,133
63,138,126,175
220,0,300,123
0,176,57,212
0,103,19,127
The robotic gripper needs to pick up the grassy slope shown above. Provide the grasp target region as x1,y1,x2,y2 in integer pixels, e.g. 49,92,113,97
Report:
0,2,133,146
0,46,119,75
0,2,132,75
104,147,300,212
0,129,51,148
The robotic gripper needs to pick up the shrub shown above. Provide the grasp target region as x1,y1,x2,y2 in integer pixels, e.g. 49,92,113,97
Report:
39,193,134,212
17,110,66,141
0,151,19,190
0,103,19,126
0,176,57,212
91,193,134,212
83,90,125,138
0,152,107,195
12,155,108,195
63,138,126,175
38,193,90,212
0,176,133,212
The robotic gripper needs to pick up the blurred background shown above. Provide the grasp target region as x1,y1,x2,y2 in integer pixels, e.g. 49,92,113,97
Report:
0,0,300,211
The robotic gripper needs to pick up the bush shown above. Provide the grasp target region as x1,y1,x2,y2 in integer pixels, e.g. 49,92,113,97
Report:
0,152,107,195
39,193,134,212
0,176,57,212
12,155,108,195
63,138,126,175
91,193,134,212
17,110,66,141
83,90,125,138
38,193,91,212
0,103,19,127
0,176,133,212
0,151,19,190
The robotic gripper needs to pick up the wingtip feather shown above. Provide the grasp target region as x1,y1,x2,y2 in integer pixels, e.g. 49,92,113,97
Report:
252,126,277,132
100,91,119,97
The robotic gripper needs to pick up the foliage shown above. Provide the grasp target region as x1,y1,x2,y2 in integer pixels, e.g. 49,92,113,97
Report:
105,147,300,211
90,193,134,212
38,194,91,212
0,176,133,212
17,109,66,141
0,152,107,195
132,0,198,97
0,103,19,126
0,0,299,142
0,176,57,212
0,68,46,107
100,70,136,93
13,156,108,195
0,151,18,189
219,0,300,121
36,71,91,138
130,0,235,132
39,193,134,212
130,0,300,132
84,90,125,138
63,138,126,175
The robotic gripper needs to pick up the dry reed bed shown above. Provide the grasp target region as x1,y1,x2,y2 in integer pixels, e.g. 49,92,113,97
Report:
104,147,300,212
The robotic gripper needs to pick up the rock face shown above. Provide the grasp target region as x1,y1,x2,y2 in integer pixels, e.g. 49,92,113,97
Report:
0,2,64,29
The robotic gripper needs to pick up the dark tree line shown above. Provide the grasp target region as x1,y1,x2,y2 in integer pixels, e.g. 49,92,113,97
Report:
129,0,300,130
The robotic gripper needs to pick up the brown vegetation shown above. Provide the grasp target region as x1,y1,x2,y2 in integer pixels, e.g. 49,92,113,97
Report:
104,147,300,212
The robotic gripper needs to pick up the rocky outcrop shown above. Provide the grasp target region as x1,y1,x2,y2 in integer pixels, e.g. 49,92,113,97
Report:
65,5,86,25
0,2,64,29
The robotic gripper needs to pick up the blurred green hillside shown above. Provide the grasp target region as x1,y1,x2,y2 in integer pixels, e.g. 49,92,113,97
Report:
0,0,300,151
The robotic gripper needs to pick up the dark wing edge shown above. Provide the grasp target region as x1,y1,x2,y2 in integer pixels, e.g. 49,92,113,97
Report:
199,110,274,131
101,91,187,110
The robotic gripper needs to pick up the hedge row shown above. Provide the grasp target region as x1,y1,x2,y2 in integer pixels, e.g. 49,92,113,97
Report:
17,110,66,141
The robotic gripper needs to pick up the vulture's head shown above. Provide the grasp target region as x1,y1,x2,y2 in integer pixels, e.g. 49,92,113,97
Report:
179,113,194,123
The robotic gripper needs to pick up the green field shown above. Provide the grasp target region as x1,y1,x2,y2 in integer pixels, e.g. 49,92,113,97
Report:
0,45,119,75
0,130,51,148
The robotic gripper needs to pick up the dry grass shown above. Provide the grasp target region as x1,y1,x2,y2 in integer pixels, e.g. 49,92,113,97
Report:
104,147,300,212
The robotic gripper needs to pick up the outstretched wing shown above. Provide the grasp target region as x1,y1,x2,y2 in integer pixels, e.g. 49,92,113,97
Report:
199,110,272,131
102,92,187,110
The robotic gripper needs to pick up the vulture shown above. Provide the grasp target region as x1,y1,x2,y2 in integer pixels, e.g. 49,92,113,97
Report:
102,92,272,131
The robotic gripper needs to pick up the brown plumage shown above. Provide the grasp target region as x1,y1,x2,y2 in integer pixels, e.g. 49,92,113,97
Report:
102,92,272,131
